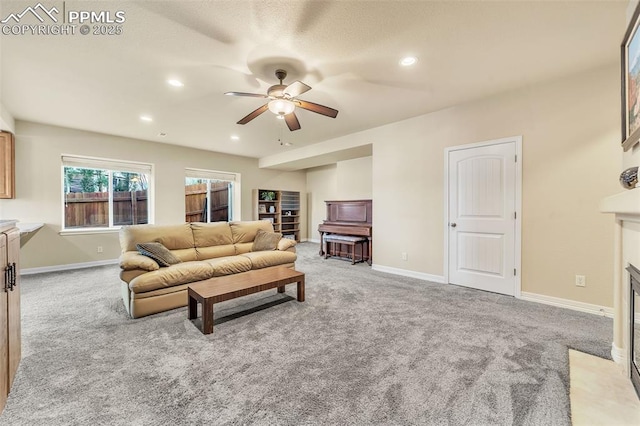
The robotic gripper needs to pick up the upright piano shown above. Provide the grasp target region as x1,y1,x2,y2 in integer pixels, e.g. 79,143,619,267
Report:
318,199,372,262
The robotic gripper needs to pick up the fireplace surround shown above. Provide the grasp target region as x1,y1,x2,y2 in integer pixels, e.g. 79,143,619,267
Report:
600,188,640,392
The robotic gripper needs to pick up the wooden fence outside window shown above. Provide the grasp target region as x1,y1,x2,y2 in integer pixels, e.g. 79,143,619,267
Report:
64,182,229,228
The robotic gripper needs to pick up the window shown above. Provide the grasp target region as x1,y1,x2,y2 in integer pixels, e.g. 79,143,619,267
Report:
185,168,239,223
62,156,152,231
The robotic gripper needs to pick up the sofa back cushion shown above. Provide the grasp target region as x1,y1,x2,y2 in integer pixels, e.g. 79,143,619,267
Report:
230,220,274,254
191,222,236,260
191,222,233,246
120,223,197,261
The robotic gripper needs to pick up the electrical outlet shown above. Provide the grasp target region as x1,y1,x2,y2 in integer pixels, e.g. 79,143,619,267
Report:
401,252,408,261
575,275,586,287
97,246,103,253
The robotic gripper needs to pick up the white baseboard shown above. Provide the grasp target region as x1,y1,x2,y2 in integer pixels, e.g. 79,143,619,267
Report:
519,291,614,318
22,259,119,275
611,342,626,366
305,238,320,244
372,264,446,284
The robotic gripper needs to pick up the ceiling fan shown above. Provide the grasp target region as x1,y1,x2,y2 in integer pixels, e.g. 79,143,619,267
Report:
225,69,338,131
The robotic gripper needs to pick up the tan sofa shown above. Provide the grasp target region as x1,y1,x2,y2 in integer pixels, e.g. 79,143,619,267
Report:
119,220,297,318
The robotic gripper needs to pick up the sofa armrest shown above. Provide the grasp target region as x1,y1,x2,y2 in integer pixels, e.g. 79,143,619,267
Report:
277,238,297,252
119,251,160,272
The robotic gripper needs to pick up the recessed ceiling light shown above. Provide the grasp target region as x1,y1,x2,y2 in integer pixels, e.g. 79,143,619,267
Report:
167,79,184,87
231,135,239,141
400,56,418,66
140,115,153,122
284,142,293,147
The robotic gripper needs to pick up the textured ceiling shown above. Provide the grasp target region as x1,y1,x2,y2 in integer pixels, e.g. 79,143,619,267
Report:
0,0,627,160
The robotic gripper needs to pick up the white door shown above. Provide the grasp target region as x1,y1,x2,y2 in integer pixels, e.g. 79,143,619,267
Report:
447,141,518,296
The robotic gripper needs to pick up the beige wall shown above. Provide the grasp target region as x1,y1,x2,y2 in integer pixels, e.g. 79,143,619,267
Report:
304,64,620,307
306,164,337,242
379,65,620,306
0,121,306,269
0,104,14,133
305,156,373,242
336,156,372,199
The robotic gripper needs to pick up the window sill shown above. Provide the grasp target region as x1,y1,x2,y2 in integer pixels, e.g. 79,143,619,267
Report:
59,227,121,236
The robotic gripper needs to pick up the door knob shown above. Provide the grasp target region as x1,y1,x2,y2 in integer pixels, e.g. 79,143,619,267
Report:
450,223,457,228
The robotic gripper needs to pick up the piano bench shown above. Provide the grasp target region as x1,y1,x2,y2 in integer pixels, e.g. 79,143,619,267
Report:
323,235,369,265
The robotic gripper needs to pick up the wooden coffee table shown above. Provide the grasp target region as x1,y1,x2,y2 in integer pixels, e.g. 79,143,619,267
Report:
187,267,305,334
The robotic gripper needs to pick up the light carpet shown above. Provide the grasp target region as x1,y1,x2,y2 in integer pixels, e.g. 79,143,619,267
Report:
0,242,612,425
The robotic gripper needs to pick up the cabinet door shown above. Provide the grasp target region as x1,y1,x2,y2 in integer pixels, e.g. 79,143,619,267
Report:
5,229,20,388
0,233,8,412
0,132,14,199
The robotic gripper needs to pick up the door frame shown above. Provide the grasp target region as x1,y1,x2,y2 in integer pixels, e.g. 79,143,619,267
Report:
443,136,523,297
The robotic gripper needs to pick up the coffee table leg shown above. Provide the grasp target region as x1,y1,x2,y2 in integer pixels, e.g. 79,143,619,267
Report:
297,277,305,302
277,286,285,293
202,298,214,335
188,293,198,320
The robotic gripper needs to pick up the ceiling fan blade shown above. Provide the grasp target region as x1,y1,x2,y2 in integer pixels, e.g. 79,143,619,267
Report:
284,112,301,131
284,81,311,98
237,104,269,125
295,100,338,118
225,91,268,98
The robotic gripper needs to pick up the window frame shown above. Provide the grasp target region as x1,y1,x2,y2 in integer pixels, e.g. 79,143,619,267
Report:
184,168,241,222
60,155,154,235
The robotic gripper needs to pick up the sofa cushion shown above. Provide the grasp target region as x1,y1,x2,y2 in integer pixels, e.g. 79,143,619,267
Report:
203,256,252,276
170,248,199,262
234,242,253,255
229,220,274,244
277,238,297,252
196,245,237,260
120,223,195,252
119,251,160,272
191,222,234,247
137,242,182,267
129,261,215,294
252,229,282,252
120,268,147,284
240,250,297,270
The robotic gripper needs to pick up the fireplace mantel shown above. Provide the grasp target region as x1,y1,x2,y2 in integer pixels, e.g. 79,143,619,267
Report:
600,188,640,376
600,188,640,217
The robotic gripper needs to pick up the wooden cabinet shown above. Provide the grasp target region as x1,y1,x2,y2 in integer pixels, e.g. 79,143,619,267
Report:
0,132,15,199
253,189,301,242
0,222,20,413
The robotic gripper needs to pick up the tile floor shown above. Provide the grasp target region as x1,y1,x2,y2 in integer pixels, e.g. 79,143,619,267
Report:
570,350,640,425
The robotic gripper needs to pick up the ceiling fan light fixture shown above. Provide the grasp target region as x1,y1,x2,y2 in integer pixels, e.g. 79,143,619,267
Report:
268,99,295,116
400,56,418,66
227,69,338,131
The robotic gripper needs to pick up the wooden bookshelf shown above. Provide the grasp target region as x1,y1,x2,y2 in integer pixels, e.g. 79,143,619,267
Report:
253,189,300,241
280,191,301,242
